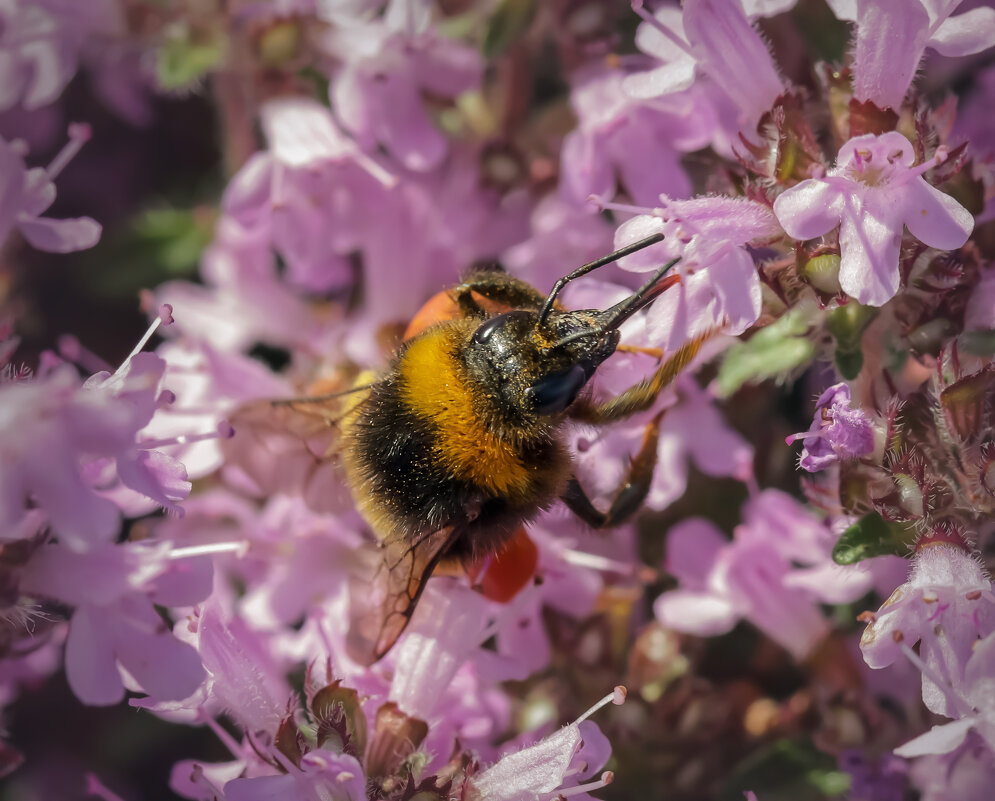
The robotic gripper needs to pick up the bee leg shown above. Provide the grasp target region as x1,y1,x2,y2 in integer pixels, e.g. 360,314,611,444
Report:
569,330,713,425
451,270,548,315
615,343,664,360
561,414,663,529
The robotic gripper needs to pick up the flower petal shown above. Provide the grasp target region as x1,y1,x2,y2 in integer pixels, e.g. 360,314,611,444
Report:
622,60,697,100
261,96,354,166
902,178,974,251
894,717,976,758
773,179,843,240
559,130,615,207
929,7,995,57
850,0,929,110
114,598,206,701
837,191,903,306
654,589,740,635
373,73,447,172
470,725,581,801
664,517,729,586
66,605,125,706
18,215,102,253
683,0,785,121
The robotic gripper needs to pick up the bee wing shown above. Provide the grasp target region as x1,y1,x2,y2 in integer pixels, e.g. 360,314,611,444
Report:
222,395,358,513
346,524,465,665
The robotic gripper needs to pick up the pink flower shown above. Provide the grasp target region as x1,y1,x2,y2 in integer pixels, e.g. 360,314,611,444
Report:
388,581,491,720
894,630,995,758
20,540,210,705
0,0,122,111
0,307,234,550
156,219,325,354
141,339,290,482
559,66,699,207
224,751,366,801
224,96,396,294
468,688,622,801
773,132,974,306
860,543,995,720
0,351,185,548
624,0,789,127
320,0,481,171
610,194,781,347
489,514,607,675
655,514,831,660
384,580,516,770
828,0,995,111
192,600,293,734
572,377,753,513
908,738,995,801
502,195,615,292
785,382,876,472
739,489,898,605
0,125,100,253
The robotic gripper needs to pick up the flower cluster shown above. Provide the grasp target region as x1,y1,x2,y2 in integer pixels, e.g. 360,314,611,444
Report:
2,0,995,799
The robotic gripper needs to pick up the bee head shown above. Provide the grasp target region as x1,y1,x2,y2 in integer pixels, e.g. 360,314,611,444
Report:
463,259,677,421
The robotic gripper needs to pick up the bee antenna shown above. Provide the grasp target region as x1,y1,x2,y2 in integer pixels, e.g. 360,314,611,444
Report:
549,255,681,350
536,233,666,327
270,382,378,406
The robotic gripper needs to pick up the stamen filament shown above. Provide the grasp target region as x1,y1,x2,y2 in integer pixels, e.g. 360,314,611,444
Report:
901,147,949,183
118,305,173,372
351,147,398,188
269,745,300,775
199,711,246,759
784,428,827,446
58,335,114,374
169,541,249,560
574,685,626,725
588,194,660,217
562,548,657,582
137,420,234,450
46,123,92,181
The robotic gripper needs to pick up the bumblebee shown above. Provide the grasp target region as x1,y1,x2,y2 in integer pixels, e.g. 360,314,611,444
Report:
228,234,709,664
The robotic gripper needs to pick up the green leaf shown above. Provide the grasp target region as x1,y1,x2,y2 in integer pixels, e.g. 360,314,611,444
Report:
719,739,849,801
87,206,215,299
832,513,915,565
482,0,537,59
132,207,215,274
157,26,226,90
716,309,816,397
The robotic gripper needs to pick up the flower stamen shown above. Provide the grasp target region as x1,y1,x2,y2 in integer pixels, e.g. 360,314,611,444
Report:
574,685,626,725
137,420,234,450
46,123,92,182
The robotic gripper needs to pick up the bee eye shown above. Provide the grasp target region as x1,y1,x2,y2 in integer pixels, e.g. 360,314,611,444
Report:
527,365,588,415
472,310,532,348
472,315,505,345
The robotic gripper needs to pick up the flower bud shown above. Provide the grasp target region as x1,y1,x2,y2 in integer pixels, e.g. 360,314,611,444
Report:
803,253,842,295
